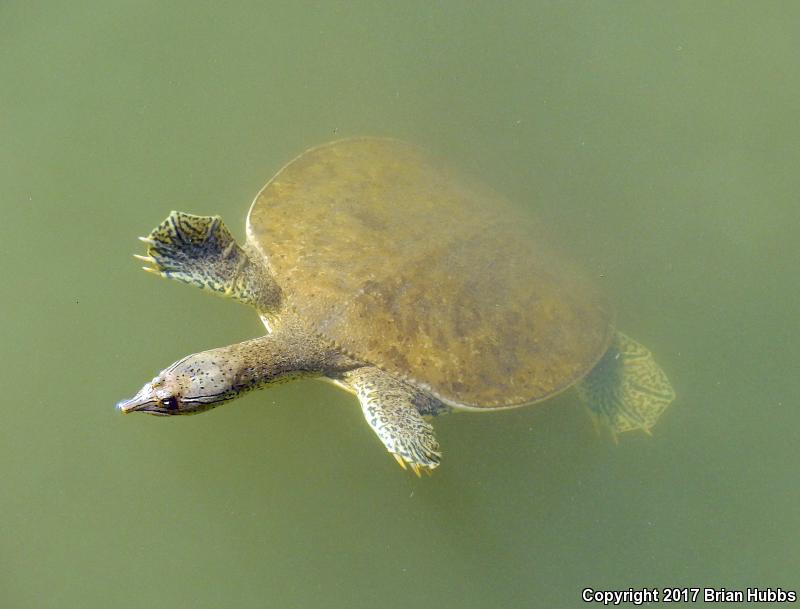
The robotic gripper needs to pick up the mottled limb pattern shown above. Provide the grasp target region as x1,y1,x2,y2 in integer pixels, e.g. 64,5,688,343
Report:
343,367,442,475
136,211,270,308
577,332,676,437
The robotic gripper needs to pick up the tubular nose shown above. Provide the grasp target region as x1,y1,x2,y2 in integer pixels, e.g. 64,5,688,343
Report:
116,396,140,413
116,385,155,413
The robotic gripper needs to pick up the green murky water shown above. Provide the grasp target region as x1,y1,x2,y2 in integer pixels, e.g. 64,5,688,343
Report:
2,2,798,607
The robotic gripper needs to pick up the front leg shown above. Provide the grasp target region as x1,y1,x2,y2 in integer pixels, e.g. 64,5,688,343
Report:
136,211,279,310
341,367,443,476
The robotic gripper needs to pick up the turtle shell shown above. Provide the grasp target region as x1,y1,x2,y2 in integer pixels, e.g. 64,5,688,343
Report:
247,137,613,408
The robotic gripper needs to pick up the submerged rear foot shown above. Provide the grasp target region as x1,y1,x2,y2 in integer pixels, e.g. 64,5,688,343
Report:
577,332,675,437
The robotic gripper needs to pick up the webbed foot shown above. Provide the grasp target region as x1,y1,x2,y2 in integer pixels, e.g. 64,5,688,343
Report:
136,211,266,307
578,332,676,437
342,367,442,476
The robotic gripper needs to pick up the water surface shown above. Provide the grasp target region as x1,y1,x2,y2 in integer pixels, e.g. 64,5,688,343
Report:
1,2,798,607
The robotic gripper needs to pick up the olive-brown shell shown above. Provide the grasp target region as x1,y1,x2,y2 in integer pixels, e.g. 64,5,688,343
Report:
247,137,613,408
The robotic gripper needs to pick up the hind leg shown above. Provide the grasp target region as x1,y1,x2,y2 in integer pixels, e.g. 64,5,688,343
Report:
577,332,675,437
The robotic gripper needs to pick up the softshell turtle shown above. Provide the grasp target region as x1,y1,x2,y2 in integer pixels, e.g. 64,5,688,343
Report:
117,137,675,475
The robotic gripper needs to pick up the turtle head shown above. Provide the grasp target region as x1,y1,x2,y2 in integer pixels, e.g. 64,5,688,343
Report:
116,351,238,416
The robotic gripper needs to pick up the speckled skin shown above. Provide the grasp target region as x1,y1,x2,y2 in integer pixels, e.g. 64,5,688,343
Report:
118,314,355,416
340,367,444,473
249,138,614,409
577,333,676,436
118,211,449,473
137,212,280,310
118,138,676,475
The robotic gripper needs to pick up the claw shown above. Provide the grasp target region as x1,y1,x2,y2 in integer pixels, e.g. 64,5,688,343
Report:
141,266,163,275
393,454,407,470
133,254,157,264
222,241,236,259
410,463,421,477
138,236,156,245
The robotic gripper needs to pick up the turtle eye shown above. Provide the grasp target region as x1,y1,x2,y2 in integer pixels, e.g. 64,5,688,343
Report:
161,396,179,411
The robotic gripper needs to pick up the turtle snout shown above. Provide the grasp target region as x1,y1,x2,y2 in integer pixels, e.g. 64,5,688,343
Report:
116,382,158,414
